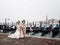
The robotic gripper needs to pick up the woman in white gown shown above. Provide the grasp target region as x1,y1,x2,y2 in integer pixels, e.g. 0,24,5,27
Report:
8,20,24,39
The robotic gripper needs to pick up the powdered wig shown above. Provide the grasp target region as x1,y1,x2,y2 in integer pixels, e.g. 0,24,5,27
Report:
16,20,20,25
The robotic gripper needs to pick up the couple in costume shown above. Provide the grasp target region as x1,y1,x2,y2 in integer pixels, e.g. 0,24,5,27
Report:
8,20,26,39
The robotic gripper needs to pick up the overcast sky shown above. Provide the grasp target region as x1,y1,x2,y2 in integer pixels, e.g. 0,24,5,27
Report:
0,0,60,22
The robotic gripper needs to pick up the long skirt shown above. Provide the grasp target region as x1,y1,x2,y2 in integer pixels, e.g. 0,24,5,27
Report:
8,30,24,39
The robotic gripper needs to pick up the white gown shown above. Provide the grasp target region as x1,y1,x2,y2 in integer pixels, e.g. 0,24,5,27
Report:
8,29,24,39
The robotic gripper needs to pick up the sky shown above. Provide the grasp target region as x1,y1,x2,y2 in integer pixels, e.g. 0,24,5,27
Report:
0,0,60,22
